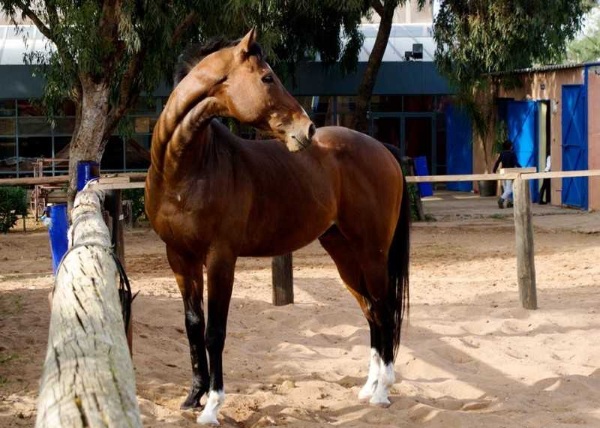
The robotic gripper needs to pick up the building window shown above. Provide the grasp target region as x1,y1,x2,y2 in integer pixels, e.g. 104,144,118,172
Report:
0,100,16,117
0,137,17,176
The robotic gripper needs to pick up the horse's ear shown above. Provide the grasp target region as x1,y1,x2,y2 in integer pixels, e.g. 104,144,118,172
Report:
237,28,257,58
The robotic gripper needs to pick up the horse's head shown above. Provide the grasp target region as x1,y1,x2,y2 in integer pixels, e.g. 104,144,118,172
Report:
178,30,315,151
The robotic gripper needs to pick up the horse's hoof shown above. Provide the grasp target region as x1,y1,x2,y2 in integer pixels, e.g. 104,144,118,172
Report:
181,387,207,410
369,396,391,408
197,413,219,426
358,390,373,402
358,381,377,402
180,397,202,410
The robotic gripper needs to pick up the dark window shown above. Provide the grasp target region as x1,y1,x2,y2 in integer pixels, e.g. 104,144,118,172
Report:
17,100,45,116
18,117,52,135
53,117,76,135
404,95,434,112
0,137,16,165
101,136,125,171
371,95,403,112
125,136,151,170
0,118,16,136
0,100,16,117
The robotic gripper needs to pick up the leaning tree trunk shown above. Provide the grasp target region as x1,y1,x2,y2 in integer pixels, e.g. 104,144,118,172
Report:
67,78,112,211
352,0,399,133
36,188,141,427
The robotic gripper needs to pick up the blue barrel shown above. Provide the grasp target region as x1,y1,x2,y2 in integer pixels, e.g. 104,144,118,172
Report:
76,160,100,191
414,156,434,197
47,204,69,274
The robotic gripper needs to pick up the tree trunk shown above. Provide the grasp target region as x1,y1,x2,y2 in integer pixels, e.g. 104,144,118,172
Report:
352,0,399,133
67,78,112,211
36,188,141,427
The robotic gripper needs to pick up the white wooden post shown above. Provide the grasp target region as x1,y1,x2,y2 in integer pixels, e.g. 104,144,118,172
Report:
513,176,538,309
36,188,141,427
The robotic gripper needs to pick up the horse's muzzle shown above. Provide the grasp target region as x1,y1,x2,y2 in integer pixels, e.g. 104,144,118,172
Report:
288,122,315,152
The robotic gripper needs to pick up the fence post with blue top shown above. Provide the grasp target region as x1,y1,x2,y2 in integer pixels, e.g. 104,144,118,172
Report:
46,204,69,274
77,161,100,191
46,160,100,274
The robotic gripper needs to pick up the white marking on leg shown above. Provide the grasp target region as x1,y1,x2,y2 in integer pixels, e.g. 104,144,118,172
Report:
358,348,381,401
197,389,224,426
370,362,395,407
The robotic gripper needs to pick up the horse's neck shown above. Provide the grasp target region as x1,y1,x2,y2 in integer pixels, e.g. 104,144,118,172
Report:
150,66,226,175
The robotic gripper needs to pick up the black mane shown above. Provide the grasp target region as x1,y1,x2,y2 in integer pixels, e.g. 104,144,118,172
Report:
174,37,264,85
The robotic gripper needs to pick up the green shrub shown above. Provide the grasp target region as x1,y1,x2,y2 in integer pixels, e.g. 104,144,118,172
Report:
123,188,145,226
0,187,28,233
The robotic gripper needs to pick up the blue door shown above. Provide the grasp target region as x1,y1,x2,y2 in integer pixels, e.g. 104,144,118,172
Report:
507,100,539,201
561,85,588,209
445,104,473,191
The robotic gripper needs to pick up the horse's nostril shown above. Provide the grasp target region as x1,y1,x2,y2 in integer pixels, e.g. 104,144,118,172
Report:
307,123,316,140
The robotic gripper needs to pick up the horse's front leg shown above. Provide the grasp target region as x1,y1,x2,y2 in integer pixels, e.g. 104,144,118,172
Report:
167,248,209,409
197,252,236,426
181,286,210,409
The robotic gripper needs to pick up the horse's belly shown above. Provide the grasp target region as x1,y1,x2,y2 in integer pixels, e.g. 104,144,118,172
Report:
238,211,334,257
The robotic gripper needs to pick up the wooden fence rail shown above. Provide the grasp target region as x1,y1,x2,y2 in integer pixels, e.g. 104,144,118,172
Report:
404,169,600,183
36,187,141,428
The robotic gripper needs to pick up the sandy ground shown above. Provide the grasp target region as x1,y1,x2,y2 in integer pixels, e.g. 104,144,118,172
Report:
1,212,600,427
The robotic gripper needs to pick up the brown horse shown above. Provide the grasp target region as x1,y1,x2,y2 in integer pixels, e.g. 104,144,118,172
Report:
145,30,410,425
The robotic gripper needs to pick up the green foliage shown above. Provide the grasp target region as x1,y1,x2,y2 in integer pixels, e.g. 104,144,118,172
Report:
220,0,370,78
122,189,145,226
434,0,593,88
400,165,424,221
406,183,422,221
494,121,508,154
566,5,600,63
0,187,28,234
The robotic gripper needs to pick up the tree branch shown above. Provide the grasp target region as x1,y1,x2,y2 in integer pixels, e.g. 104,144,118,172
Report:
172,11,199,46
16,1,53,40
371,0,385,17
106,51,146,135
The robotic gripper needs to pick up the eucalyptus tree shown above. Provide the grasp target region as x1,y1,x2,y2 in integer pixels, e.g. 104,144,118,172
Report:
2,1,221,202
566,4,600,63
1,0,368,204
353,0,427,133
433,0,593,169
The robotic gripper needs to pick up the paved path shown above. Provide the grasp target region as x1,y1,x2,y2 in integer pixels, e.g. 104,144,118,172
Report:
420,191,600,234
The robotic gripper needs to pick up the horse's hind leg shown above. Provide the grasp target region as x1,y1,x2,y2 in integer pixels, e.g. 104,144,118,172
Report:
360,257,397,407
319,227,387,403
166,247,209,409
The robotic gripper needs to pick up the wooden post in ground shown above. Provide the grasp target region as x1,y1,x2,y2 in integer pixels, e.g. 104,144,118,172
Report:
513,176,537,309
272,253,294,305
401,157,425,221
36,188,141,428
104,190,125,266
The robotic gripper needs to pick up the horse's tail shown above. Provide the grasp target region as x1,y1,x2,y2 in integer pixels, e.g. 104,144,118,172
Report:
384,143,410,360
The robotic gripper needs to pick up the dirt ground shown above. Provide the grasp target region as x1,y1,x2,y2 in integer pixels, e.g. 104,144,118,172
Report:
1,212,600,427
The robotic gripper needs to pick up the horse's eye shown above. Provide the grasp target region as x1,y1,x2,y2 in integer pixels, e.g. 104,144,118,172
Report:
262,74,274,84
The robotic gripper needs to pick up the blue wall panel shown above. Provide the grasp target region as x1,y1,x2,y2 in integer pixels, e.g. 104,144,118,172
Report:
445,104,473,191
561,85,588,209
507,100,539,201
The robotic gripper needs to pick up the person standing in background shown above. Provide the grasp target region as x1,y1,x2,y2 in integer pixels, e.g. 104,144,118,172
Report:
539,154,551,204
493,139,521,209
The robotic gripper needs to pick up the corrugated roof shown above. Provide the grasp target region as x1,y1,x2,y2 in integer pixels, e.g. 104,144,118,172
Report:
491,61,600,76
